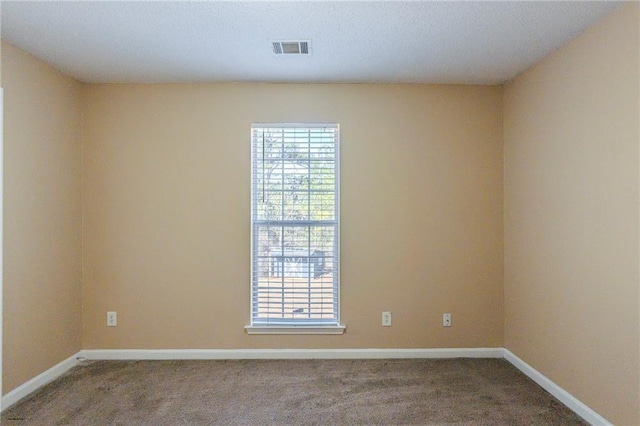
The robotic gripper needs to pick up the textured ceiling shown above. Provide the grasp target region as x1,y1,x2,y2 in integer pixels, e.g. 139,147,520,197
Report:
0,1,622,85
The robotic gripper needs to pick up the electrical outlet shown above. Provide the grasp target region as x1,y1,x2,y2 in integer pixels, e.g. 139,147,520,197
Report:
107,311,117,327
382,311,392,327
443,313,452,327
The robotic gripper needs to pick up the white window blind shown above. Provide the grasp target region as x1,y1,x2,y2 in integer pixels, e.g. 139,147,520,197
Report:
251,123,340,328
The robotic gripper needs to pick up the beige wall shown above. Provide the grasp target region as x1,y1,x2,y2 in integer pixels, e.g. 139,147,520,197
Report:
81,83,504,350
1,41,83,395
503,3,640,425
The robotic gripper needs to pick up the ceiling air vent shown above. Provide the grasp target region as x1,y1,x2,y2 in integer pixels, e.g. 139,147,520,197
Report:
272,41,310,55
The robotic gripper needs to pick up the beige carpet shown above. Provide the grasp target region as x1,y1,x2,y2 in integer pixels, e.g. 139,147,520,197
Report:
2,358,586,425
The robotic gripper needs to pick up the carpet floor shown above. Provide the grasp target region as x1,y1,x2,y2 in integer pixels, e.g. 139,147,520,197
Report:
2,358,586,425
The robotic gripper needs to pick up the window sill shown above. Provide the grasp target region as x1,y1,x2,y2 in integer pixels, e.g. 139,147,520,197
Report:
244,325,346,335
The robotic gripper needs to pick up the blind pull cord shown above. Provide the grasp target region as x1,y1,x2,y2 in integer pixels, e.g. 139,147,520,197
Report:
262,133,265,200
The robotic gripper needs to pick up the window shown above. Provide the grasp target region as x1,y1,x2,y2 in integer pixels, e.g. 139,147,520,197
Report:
247,123,343,334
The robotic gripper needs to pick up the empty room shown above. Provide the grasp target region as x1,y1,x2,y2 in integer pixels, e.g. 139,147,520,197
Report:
0,1,638,425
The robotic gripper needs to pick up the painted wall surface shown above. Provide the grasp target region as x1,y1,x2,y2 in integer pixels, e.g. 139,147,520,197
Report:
503,4,640,425
82,83,504,350
1,41,83,394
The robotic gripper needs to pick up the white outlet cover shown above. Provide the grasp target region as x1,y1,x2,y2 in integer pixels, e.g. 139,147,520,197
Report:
443,313,452,327
382,311,392,327
107,311,117,327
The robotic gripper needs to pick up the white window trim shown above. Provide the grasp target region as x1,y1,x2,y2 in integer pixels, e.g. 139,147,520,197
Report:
244,325,346,335
248,123,345,334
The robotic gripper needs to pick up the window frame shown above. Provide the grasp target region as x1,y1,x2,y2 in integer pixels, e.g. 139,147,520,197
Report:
245,123,344,335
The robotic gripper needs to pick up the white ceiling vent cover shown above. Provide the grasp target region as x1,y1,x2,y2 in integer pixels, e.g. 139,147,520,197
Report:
272,41,310,55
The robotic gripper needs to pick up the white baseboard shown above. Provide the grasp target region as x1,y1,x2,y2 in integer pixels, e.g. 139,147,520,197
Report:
502,349,612,426
1,352,82,411
79,347,503,360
